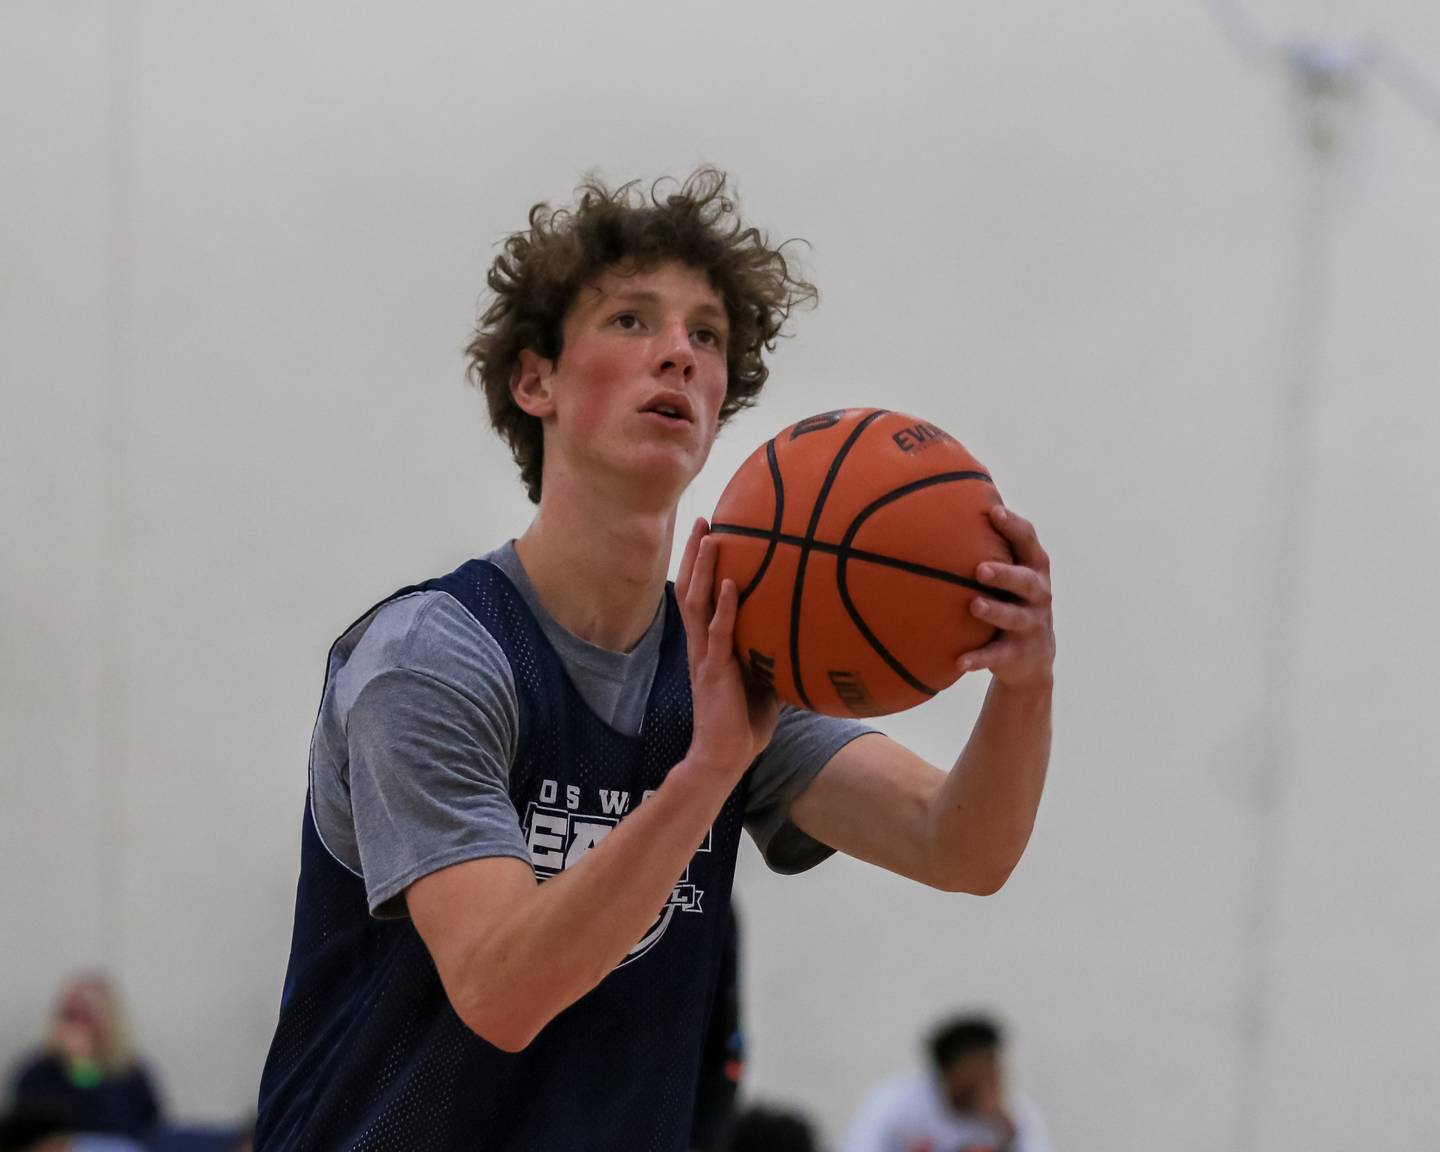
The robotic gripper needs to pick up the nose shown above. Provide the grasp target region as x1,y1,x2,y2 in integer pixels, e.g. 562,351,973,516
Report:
655,317,696,381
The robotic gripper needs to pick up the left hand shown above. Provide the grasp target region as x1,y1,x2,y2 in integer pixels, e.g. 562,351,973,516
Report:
674,519,781,776
959,504,1055,690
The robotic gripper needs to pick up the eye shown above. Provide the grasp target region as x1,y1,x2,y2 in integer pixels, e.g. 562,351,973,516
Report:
612,312,641,331
694,328,723,348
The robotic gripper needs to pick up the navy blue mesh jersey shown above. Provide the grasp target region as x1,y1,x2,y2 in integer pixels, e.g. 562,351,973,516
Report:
256,559,748,1151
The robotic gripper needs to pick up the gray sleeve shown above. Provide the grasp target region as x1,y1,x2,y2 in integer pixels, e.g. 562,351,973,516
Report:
336,593,533,918
744,705,875,874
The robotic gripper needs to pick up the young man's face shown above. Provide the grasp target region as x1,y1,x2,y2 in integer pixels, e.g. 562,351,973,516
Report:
940,1048,1003,1113
528,260,731,506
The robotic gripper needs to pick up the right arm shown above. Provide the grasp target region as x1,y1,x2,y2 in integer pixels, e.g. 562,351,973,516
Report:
408,757,734,1051
408,521,777,1052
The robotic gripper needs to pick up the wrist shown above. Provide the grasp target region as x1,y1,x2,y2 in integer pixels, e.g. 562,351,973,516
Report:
988,677,1053,706
670,748,751,794
675,730,758,785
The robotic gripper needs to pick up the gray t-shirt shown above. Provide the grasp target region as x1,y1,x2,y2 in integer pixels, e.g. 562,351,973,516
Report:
310,542,874,917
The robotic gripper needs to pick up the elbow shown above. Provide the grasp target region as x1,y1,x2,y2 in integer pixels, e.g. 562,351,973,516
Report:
963,866,1014,897
448,951,609,1054
473,1023,539,1055
447,964,554,1053
453,993,544,1053
930,856,1017,896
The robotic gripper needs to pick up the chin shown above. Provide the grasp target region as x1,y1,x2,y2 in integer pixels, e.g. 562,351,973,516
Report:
630,447,699,487
634,467,688,503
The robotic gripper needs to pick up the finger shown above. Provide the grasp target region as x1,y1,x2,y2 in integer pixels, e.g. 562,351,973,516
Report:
957,635,1018,674
708,576,738,654
975,561,1051,607
679,528,714,659
969,595,1041,632
675,517,707,604
989,505,1050,574
685,535,719,654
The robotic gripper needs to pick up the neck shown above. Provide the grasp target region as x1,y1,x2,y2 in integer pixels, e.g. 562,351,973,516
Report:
514,469,678,653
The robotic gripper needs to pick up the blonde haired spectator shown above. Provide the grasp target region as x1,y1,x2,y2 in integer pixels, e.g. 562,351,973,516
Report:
8,975,161,1141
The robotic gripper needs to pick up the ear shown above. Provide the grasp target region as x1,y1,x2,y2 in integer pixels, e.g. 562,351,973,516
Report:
510,348,557,418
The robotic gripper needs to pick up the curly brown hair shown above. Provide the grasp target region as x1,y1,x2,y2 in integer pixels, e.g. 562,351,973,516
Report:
465,168,816,504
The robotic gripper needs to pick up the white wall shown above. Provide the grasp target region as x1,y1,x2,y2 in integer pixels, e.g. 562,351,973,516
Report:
3,2,1437,1147
2,0,113,1084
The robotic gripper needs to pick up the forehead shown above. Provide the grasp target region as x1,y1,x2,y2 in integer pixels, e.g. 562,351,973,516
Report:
573,261,727,320
944,1049,998,1074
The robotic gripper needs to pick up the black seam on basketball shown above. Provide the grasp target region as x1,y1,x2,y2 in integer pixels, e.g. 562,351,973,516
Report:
712,468,1017,602
839,472,993,548
835,551,939,698
788,410,889,711
713,525,1008,597
737,439,783,608
833,469,1002,694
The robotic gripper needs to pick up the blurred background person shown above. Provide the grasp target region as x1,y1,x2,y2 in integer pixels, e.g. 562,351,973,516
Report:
0,1100,147,1152
842,1013,1051,1152
7,976,161,1143
0,1103,146,1152
725,1102,821,1152
0,1101,70,1152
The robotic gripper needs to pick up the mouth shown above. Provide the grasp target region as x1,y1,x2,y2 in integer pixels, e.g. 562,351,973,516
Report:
640,394,694,425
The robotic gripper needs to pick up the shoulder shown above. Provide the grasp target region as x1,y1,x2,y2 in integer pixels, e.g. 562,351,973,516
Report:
117,1060,160,1087
312,587,522,802
13,1052,62,1088
882,1072,956,1130
751,705,874,799
872,1071,932,1108
844,1072,931,1147
772,703,874,742
333,588,516,712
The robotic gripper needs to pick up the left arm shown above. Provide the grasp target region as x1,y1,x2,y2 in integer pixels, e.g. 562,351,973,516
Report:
789,505,1054,894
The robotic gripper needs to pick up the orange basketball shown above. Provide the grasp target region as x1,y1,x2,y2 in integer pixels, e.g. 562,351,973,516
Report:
710,408,1012,718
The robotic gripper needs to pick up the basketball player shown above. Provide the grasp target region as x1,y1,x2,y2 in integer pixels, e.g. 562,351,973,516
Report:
255,170,1055,1150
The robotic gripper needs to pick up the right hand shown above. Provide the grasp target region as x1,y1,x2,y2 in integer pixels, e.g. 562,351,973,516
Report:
676,518,780,777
